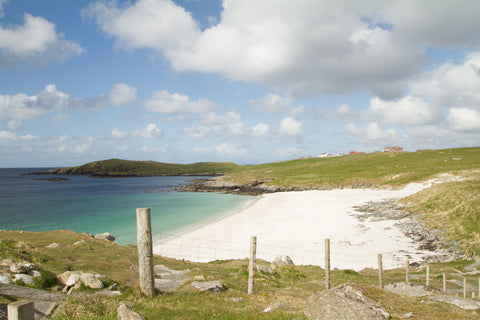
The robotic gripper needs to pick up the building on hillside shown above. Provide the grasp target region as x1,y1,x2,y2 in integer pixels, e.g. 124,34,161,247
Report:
383,146,403,152
318,152,332,158
349,151,365,155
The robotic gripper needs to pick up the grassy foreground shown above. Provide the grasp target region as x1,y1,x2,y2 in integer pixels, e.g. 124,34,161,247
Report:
1,230,480,319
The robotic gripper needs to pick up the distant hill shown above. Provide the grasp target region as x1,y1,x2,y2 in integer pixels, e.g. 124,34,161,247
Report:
33,158,246,177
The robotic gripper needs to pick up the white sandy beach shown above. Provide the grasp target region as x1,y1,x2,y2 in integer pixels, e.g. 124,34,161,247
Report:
153,180,451,270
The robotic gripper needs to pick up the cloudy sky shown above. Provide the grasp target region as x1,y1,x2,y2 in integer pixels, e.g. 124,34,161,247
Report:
1,0,480,167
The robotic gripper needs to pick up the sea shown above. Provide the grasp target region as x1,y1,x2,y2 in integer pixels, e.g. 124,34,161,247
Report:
0,168,254,245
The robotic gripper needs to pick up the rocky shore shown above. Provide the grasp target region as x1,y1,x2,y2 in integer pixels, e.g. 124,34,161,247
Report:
174,176,375,196
353,200,462,263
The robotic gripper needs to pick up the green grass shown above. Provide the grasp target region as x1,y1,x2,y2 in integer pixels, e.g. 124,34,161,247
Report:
2,230,480,319
45,148,480,188
401,177,480,252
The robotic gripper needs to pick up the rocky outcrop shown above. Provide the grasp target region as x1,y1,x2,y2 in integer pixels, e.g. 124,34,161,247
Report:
174,177,289,195
271,256,294,270
57,271,104,291
0,261,41,285
153,265,190,293
304,282,390,320
384,282,440,297
94,232,116,242
191,280,227,292
117,302,146,320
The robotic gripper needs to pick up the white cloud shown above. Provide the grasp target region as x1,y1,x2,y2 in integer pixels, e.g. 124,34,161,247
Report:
0,13,83,64
249,93,292,113
410,52,480,109
199,111,241,125
145,89,215,114
109,83,137,106
251,123,270,138
83,0,199,52
0,84,69,130
278,117,303,137
0,84,137,130
111,127,128,139
366,96,441,127
131,123,163,138
51,113,70,122
85,1,480,98
447,108,480,132
194,142,248,158
345,122,397,141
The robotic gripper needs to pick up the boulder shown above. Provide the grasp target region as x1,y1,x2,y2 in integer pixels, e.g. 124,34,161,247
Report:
0,274,11,284
191,280,227,292
46,242,61,248
66,273,81,287
117,303,146,320
10,263,29,274
30,270,42,279
304,282,390,320
193,275,206,281
80,272,104,289
271,256,294,269
14,274,35,286
431,295,480,310
57,271,80,286
257,265,276,274
94,232,116,242
154,279,183,293
384,282,440,297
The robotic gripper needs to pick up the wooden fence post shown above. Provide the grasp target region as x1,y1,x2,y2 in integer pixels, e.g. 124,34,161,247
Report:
426,264,430,286
443,273,447,292
464,277,467,298
325,239,331,290
248,236,257,295
378,254,383,289
405,259,410,284
478,278,480,299
8,300,34,320
136,208,155,297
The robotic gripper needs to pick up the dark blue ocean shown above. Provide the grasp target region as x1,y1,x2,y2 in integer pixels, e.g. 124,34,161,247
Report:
0,168,253,244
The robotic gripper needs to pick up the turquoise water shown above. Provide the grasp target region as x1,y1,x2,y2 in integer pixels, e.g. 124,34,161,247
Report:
0,168,253,244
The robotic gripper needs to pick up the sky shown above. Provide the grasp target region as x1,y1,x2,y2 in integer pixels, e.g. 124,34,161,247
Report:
1,0,480,167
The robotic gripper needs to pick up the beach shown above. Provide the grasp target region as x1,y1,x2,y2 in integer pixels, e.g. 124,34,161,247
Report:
153,180,452,270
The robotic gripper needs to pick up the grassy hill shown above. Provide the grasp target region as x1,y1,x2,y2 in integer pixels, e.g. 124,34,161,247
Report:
40,147,480,189
40,159,246,176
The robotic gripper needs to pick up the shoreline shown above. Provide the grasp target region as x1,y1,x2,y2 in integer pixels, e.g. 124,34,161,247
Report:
153,180,454,270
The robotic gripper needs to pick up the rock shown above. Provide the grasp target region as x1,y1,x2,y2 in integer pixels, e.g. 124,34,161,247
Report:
80,272,104,289
80,232,94,238
304,282,390,320
271,256,294,269
66,273,81,287
384,282,440,297
10,263,29,274
73,240,86,246
117,303,146,320
57,271,80,285
431,295,480,310
14,274,35,286
191,280,227,292
193,275,206,281
30,270,42,278
109,283,120,291
402,312,414,318
94,232,116,242
263,301,291,313
154,278,183,293
257,265,276,274
0,274,12,284
99,290,122,297
46,242,61,248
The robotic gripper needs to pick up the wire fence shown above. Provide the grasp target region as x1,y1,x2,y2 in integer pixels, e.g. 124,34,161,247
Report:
152,232,442,270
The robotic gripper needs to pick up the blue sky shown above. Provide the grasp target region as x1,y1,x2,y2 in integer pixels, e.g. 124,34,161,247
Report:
1,0,480,167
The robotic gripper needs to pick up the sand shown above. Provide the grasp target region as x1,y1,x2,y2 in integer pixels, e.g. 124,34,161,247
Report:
153,180,450,270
